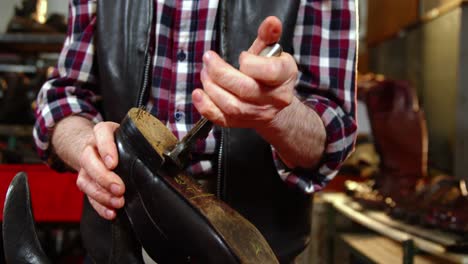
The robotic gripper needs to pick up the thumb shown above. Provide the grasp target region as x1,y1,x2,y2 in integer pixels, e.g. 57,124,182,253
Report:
248,16,283,55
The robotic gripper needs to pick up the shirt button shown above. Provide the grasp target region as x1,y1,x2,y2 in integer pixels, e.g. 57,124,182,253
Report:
177,50,187,61
174,111,185,121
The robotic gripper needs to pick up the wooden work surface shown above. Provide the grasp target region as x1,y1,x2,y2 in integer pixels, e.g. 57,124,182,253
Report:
340,233,450,264
322,193,468,263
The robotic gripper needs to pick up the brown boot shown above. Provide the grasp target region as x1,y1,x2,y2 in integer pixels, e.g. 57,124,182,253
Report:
353,77,428,210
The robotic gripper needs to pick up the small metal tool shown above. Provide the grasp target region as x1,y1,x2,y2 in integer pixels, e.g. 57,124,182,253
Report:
164,43,283,168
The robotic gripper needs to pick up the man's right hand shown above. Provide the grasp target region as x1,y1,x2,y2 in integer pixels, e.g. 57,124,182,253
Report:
52,116,125,220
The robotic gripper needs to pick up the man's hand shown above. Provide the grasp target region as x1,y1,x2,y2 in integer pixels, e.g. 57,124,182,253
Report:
192,16,297,129
52,117,125,220
193,16,326,169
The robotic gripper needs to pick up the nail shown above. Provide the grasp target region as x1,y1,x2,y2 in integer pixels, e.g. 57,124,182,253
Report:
110,183,122,195
106,209,115,219
192,90,203,104
111,197,122,208
203,51,212,62
104,155,113,169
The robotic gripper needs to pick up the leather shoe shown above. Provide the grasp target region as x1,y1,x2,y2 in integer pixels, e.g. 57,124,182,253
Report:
80,197,145,264
113,108,278,263
2,172,49,264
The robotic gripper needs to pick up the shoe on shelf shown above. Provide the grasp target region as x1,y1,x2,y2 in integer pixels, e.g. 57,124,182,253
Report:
351,77,428,211
388,174,450,221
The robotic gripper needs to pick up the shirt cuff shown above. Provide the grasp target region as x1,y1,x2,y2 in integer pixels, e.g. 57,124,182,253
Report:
272,96,357,194
33,86,103,169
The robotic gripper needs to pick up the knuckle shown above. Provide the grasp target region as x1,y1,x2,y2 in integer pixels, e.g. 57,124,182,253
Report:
80,179,94,195
212,66,226,81
89,185,100,198
91,189,107,204
203,81,215,96
208,110,226,127
89,185,112,206
237,80,255,100
76,177,83,190
224,100,241,117
197,106,208,117
207,65,222,81
214,113,227,127
209,109,222,123
93,171,108,186
266,63,282,82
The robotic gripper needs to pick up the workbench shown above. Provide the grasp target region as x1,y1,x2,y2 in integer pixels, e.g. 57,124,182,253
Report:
323,193,468,264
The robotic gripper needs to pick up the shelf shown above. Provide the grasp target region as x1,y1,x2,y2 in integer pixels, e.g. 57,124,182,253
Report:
366,211,465,249
0,33,65,44
0,64,37,73
367,0,468,47
421,0,468,23
0,33,65,53
340,233,449,264
323,193,468,263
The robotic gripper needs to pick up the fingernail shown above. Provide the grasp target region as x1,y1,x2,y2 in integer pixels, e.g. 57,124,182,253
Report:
104,155,113,169
192,90,202,103
110,183,122,195
111,197,122,208
203,51,212,62
106,209,115,219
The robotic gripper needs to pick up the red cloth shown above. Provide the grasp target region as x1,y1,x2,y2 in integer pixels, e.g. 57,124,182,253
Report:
0,164,83,222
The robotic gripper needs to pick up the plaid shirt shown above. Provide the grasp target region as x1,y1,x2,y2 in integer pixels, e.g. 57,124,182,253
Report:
34,0,358,194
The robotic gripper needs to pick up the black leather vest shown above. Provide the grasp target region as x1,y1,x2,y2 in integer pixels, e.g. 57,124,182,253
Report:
95,0,312,262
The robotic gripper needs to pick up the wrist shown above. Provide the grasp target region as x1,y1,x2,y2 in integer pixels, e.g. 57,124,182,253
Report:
256,96,326,169
256,96,301,137
52,115,96,170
